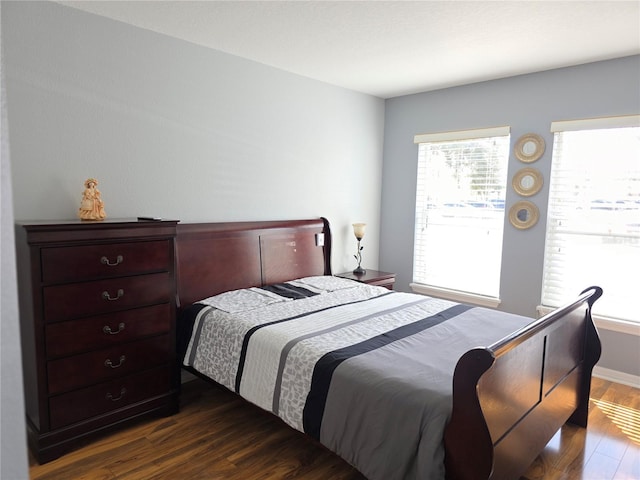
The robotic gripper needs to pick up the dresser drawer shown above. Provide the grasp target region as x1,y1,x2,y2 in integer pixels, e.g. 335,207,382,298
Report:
45,304,171,358
49,366,171,430
41,240,171,284
43,273,171,322
47,334,171,395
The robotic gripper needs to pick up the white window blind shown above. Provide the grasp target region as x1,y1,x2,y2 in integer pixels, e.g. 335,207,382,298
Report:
542,115,640,323
413,127,510,298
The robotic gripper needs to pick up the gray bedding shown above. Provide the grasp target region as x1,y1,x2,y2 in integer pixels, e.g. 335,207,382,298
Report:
182,276,532,480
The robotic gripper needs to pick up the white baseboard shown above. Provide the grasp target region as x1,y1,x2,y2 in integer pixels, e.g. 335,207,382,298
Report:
593,366,640,389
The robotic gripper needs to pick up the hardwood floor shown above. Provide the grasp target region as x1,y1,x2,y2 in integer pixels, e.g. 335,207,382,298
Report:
29,376,640,480
521,377,640,480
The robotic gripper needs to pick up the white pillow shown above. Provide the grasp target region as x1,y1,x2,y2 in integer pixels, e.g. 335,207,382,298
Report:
289,275,359,293
198,287,288,313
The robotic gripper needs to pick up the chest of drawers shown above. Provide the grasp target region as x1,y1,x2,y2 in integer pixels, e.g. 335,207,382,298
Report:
15,219,180,463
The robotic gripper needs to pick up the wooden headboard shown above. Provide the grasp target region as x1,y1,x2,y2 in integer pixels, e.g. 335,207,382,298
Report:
175,218,332,308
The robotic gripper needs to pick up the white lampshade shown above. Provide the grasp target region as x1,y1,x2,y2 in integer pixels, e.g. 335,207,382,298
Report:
352,223,366,240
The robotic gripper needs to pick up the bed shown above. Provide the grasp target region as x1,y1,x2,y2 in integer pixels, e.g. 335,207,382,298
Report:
175,217,602,480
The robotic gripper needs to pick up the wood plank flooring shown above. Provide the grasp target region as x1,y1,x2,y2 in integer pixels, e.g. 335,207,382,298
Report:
29,376,640,480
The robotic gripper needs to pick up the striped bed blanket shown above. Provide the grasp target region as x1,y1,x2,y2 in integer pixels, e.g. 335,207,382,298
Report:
181,276,531,480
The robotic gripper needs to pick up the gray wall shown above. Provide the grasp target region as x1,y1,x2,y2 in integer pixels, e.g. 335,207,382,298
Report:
3,1,385,274
1,1,384,472
380,55,640,377
1,3,29,476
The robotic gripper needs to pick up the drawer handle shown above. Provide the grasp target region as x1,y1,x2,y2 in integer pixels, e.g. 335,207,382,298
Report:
103,322,125,335
106,387,126,402
101,255,123,267
104,355,126,369
102,289,124,301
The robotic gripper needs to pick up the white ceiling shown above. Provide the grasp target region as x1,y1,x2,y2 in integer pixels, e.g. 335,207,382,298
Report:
57,1,640,99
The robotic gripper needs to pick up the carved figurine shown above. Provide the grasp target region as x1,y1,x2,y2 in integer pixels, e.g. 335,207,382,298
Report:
78,178,107,220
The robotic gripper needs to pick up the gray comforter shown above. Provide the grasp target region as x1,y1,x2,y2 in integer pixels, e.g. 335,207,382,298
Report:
183,276,531,480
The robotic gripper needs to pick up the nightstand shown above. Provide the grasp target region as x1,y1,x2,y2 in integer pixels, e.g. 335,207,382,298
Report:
336,270,396,290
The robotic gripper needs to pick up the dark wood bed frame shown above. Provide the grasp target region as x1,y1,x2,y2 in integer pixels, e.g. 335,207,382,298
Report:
175,217,602,480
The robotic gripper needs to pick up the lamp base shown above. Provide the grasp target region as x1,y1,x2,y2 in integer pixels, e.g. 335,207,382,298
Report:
352,266,366,275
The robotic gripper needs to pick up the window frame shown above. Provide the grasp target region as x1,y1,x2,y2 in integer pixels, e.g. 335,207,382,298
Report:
540,114,640,332
411,126,510,307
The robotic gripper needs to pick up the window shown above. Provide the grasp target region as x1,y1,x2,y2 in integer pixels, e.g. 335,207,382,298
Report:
542,115,640,324
412,127,510,304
